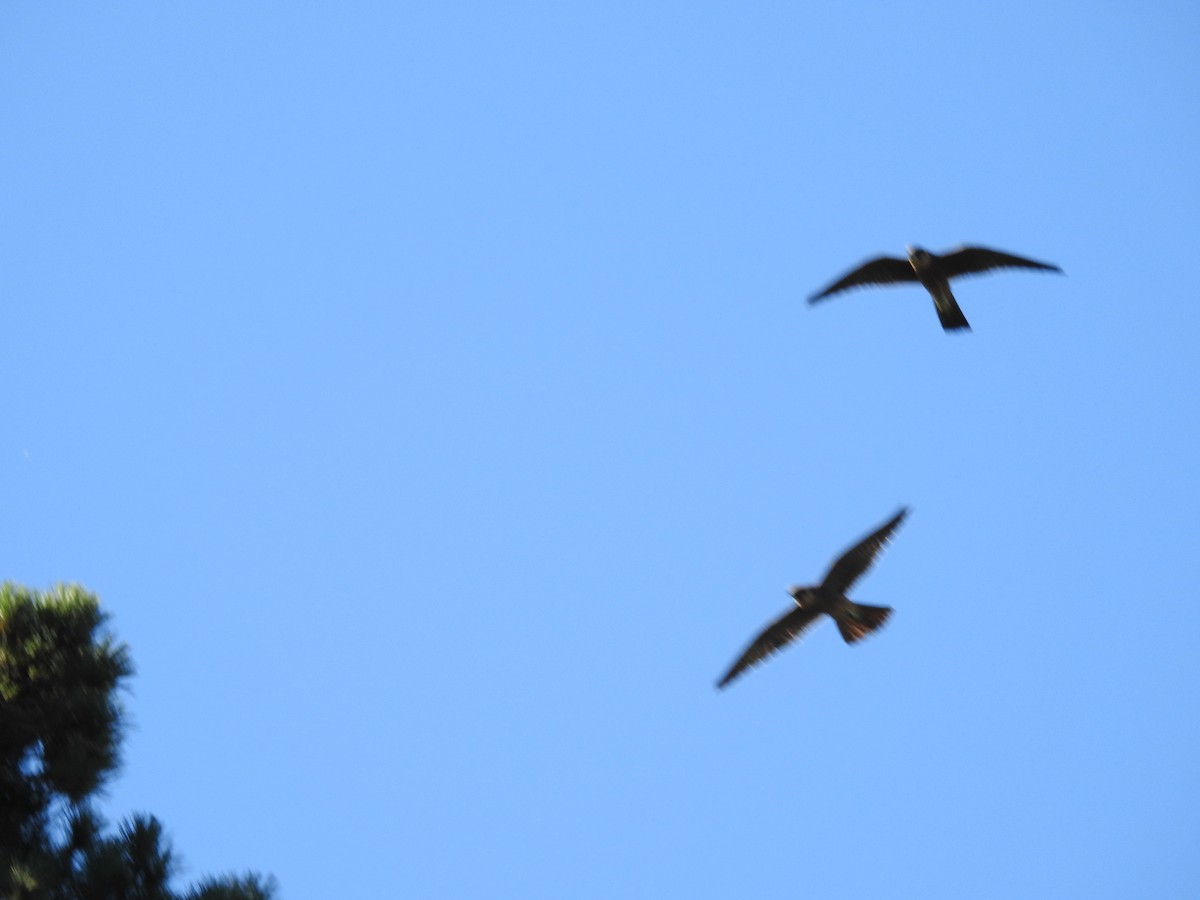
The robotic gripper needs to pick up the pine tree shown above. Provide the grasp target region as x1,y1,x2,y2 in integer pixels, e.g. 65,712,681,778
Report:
0,583,276,900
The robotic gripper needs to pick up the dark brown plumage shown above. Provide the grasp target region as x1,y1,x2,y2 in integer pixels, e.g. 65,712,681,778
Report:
716,508,908,689
809,245,1062,331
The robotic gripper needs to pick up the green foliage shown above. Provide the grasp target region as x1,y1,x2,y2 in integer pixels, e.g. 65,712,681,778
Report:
185,874,279,900
0,584,276,900
0,583,131,806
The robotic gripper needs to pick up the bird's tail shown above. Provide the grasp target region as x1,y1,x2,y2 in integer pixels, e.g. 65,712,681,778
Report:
833,600,893,644
934,294,971,331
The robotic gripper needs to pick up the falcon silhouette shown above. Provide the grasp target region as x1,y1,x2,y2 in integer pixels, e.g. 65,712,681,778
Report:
809,245,1062,331
716,507,908,689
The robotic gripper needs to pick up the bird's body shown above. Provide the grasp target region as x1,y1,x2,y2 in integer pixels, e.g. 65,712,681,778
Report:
808,244,1062,331
908,247,972,331
716,507,908,689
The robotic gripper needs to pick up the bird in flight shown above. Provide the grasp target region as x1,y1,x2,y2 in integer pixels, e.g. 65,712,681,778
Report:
716,507,908,689
808,245,1062,331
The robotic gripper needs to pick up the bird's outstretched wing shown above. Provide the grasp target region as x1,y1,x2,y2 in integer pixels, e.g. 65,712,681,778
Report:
938,246,1062,279
808,256,917,303
716,604,821,689
819,507,909,596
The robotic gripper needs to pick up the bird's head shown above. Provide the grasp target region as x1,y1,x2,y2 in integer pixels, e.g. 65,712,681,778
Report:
787,586,815,605
906,244,931,265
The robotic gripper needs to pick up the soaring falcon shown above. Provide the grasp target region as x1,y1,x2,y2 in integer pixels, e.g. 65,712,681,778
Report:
808,245,1062,331
716,508,908,690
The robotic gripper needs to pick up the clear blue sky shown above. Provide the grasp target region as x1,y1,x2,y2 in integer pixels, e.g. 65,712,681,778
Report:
3,3,1198,897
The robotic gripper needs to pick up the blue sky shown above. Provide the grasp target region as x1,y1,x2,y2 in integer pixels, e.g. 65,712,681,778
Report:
3,3,1198,897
